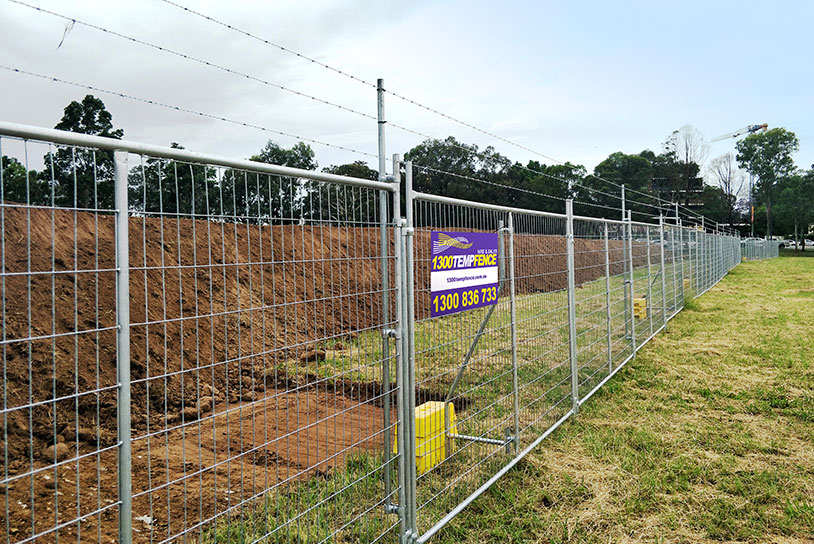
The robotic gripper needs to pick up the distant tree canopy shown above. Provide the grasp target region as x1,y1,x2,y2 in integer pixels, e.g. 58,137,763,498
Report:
736,128,800,238
128,143,216,217
306,161,380,225
508,160,585,214
129,140,319,223
404,136,513,206
1,155,48,205
774,169,814,248
50,95,124,210
2,97,809,237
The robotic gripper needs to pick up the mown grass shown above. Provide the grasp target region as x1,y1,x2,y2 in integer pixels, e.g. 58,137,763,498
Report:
202,253,792,543
436,255,814,543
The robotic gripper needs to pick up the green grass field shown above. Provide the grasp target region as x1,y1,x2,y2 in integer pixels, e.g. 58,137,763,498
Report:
436,254,814,543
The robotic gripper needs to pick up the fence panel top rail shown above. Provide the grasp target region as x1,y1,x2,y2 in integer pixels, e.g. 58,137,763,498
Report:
412,191,567,220
0,121,394,191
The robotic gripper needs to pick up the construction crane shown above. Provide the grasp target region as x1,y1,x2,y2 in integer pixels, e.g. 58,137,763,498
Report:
711,123,768,142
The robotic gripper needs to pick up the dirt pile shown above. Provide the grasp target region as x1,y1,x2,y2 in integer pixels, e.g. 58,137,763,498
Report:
0,206,389,542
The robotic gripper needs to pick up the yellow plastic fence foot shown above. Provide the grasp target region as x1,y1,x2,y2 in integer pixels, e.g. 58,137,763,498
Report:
393,401,457,475
633,297,648,319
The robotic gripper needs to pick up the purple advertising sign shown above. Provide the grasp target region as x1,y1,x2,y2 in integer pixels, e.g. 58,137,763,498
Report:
430,231,499,317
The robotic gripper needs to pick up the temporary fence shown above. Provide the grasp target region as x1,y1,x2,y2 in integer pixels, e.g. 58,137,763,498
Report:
0,122,773,544
741,237,780,261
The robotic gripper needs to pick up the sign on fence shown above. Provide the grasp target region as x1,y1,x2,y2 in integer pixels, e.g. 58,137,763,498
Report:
430,231,499,317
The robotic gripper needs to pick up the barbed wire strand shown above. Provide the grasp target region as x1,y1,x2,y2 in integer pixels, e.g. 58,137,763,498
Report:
145,0,654,196
3,61,724,228
157,0,377,89
585,172,705,220
410,163,566,203
10,0,377,122
14,0,725,227
0,65,378,159
13,0,604,201
409,163,649,219
153,0,732,228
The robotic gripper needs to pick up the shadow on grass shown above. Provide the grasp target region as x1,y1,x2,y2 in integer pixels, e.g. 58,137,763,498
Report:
779,248,814,258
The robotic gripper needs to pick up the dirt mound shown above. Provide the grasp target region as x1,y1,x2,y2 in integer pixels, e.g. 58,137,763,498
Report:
1,206,389,542
1,206,386,451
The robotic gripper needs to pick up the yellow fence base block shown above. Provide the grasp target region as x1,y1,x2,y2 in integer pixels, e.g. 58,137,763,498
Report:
393,401,457,476
633,297,648,319
416,401,457,475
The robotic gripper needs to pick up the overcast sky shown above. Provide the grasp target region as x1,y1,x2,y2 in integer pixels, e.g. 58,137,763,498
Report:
1,0,812,179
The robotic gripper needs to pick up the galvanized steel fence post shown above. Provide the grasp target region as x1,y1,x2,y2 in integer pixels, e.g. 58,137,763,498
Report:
402,160,418,543
395,214,410,542
678,221,685,306
695,227,701,293
622,187,630,340
604,222,612,373
659,216,667,329
376,80,397,514
645,223,664,335
113,150,132,544
627,211,636,354
566,200,579,414
507,212,520,454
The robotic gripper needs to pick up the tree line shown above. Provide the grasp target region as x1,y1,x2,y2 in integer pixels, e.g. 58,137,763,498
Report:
2,95,811,241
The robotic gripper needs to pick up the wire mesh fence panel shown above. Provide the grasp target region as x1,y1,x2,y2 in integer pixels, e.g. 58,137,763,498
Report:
607,222,633,370
1,137,121,544
628,223,651,348
673,225,686,312
700,231,709,293
664,224,679,320
123,155,400,543
646,224,665,335
1,129,402,544
410,198,518,537
572,218,615,400
511,212,572,437
741,238,778,261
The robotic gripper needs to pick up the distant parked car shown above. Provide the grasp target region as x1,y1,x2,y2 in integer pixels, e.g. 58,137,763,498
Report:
781,239,813,249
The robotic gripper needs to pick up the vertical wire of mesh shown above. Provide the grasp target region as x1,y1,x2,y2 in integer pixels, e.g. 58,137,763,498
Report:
1,137,120,543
